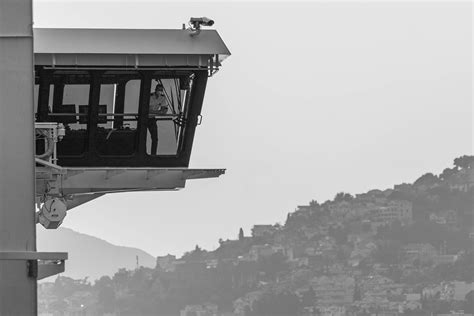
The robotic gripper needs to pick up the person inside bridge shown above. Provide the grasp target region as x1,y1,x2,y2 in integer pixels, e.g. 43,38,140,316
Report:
147,83,169,155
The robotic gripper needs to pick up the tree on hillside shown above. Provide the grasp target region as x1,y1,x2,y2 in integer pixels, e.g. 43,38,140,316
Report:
353,282,362,301
52,276,90,299
95,276,116,314
48,299,68,314
464,290,474,313
439,167,457,181
182,245,207,262
374,240,402,265
454,155,474,169
414,173,439,187
328,225,348,244
321,200,331,208
252,291,300,316
113,268,132,292
257,252,288,281
244,305,254,316
239,228,245,241
387,190,414,202
431,251,474,282
377,220,471,253
309,199,319,207
334,192,354,202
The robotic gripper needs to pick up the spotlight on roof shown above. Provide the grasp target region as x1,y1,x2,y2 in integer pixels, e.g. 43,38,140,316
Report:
188,17,214,36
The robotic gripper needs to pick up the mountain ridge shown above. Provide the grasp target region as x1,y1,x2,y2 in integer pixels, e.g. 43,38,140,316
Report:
37,226,156,281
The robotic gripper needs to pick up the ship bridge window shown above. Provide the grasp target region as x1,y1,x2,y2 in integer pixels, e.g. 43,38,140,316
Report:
146,76,194,156
34,72,91,157
95,79,140,156
34,68,207,167
34,83,53,118
57,82,91,156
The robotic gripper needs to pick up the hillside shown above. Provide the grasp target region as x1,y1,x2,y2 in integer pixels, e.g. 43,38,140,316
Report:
38,155,474,315
37,227,156,281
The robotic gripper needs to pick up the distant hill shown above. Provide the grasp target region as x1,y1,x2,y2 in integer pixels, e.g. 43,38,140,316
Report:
37,156,474,315
37,227,156,281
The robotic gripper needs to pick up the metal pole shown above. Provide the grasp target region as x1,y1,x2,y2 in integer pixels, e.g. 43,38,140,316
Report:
0,0,37,314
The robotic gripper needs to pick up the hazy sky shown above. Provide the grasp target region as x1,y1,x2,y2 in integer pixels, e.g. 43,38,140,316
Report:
36,1,472,257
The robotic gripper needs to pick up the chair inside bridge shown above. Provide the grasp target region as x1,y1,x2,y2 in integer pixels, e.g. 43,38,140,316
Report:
33,28,230,168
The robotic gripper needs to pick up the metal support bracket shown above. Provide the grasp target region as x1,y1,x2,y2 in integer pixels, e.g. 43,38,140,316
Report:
29,259,66,280
0,251,68,280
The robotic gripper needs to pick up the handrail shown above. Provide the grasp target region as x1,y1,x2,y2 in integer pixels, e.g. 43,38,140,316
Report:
49,113,180,118
35,158,64,171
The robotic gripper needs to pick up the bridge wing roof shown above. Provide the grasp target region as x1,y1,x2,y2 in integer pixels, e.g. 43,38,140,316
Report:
33,28,230,67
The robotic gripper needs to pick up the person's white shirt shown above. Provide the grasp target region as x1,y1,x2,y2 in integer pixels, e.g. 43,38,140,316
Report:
149,92,168,115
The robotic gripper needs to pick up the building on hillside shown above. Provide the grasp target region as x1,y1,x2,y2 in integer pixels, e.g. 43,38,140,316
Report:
403,243,438,263
328,201,374,221
285,244,306,260
180,303,218,316
429,209,458,225
433,254,458,266
405,293,421,302
368,200,412,225
271,244,285,253
233,291,263,316
361,275,395,291
430,213,447,224
317,305,346,316
248,244,280,261
251,225,277,238
437,313,473,316
438,281,474,301
452,281,474,301
352,204,372,218
348,231,373,246
205,259,219,269
360,277,405,310
156,254,176,271
388,199,412,213
422,284,442,299
296,204,319,214
443,209,458,225
310,275,355,306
